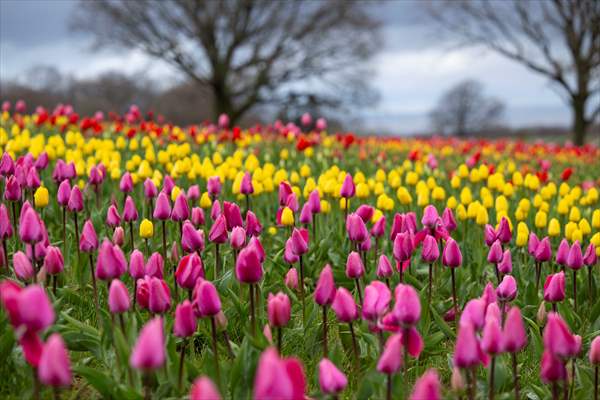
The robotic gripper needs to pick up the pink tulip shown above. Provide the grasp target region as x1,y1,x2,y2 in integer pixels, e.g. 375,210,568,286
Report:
487,240,503,264
209,214,228,243
410,369,441,400
112,226,125,246
13,251,34,281
318,358,347,395
362,281,391,321
345,251,365,279
284,239,299,265
223,201,243,230
543,312,580,358
143,178,157,199
540,350,567,383
454,322,483,369
331,287,358,322
377,334,403,374
0,203,13,239
535,237,552,262
498,249,513,274
528,232,540,255
187,185,200,202
354,205,375,225
207,176,222,198
268,292,291,327
442,208,457,232
193,279,221,317
339,173,355,198
285,268,299,290
421,235,439,263
175,253,205,289
314,264,336,306
376,255,394,279
481,315,504,355
245,210,262,236
584,243,597,266
393,284,421,325
130,317,165,370
38,333,72,387
145,252,164,279
544,272,566,303
95,239,127,281
79,219,98,253
108,279,130,314
496,274,517,302
129,249,145,279
153,192,171,220
4,175,21,201
278,181,293,206
496,217,512,244
67,186,83,212
556,239,570,266
191,207,205,226
18,285,55,332
26,167,40,190
421,205,439,229
123,196,138,222
567,241,583,270
503,306,527,353
162,175,175,195
235,245,263,284
590,336,600,364
346,213,368,243
0,152,14,176
442,238,462,267
19,207,42,243
190,376,222,400
290,228,309,255
137,277,171,314
119,172,133,193
253,348,305,400
240,172,254,195
106,204,121,228
248,236,265,262
174,300,197,337
308,189,321,214
299,203,312,225
230,226,246,249
371,215,386,238
43,246,64,275
181,221,205,253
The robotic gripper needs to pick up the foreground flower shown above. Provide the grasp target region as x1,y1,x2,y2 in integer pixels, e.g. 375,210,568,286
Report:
130,317,165,371
38,333,72,388
318,358,347,396
253,348,305,400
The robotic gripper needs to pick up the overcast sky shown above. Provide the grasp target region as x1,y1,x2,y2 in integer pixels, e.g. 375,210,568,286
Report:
0,0,571,133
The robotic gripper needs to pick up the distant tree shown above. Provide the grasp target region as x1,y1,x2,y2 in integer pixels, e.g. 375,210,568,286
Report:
429,80,504,136
422,0,600,145
71,0,381,124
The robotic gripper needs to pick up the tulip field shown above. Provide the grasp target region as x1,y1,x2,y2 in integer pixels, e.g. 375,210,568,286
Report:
1,103,600,400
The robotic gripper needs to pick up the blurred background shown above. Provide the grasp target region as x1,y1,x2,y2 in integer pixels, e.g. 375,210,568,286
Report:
0,0,598,143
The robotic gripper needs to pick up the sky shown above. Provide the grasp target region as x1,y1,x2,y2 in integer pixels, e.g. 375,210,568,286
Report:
0,0,571,134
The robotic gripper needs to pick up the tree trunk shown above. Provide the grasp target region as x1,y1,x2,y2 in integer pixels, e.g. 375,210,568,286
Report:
571,95,588,146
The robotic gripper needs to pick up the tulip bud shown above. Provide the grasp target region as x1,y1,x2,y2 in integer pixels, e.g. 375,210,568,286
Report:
112,226,125,246
106,204,121,228
377,334,403,374
209,215,228,244
153,192,171,220
143,178,157,199
108,279,130,314
18,284,55,332
421,235,439,263
19,207,42,244
67,186,83,212
331,287,357,323
314,264,336,306
193,279,221,317
191,207,205,227
543,272,565,303
245,210,262,237
285,268,299,290
14,251,34,281
376,255,394,278
442,238,462,268
175,253,205,289
34,186,49,208
174,300,197,337
318,358,347,395
190,376,222,400
130,317,165,371
79,219,98,253
235,245,263,284
207,176,222,198
230,226,246,250
38,333,72,387
339,174,355,198
589,336,600,365
280,207,294,226
139,219,154,239
267,292,291,328
95,239,127,281
240,172,254,195
43,246,64,275
123,196,138,222
345,251,365,279
119,172,133,193
409,369,441,400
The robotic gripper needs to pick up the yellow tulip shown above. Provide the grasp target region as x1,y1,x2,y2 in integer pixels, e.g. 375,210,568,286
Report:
516,231,528,247
476,207,489,225
569,206,581,222
281,207,294,226
34,186,49,208
534,210,547,228
140,219,154,238
579,219,591,236
592,209,600,228
548,218,560,237
571,229,583,243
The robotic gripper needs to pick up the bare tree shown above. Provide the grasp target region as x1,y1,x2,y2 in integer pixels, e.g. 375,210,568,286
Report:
423,0,600,145
71,0,381,124
429,80,504,136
